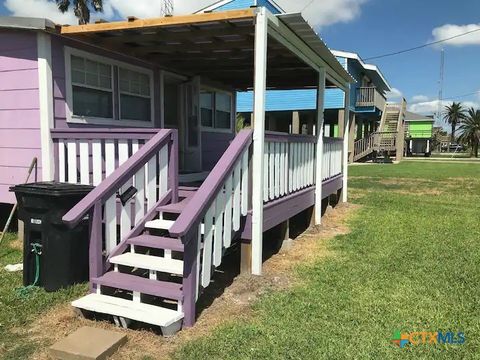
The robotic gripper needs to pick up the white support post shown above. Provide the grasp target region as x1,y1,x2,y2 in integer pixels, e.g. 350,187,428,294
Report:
314,68,326,225
342,87,350,203
37,33,54,181
251,8,268,276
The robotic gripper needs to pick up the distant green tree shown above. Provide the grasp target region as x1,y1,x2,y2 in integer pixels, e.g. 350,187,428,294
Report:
457,107,480,157
56,0,103,24
443,102,466,143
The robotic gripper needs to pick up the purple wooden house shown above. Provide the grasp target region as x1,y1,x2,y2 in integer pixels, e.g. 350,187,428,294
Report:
0,8,353,335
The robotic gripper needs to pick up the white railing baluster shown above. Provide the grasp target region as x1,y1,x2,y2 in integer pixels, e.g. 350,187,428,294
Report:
223,174,233,248
105,194,117,253
241,151,249,216
201,205,215,287
79,141,89,185
269,142,275,200
159,145,169,197
213,187,225,267
147,157,157,210
58,140,66,182
105,139,115,177
134,166,145,225
263,144,269,202
232,163,241,232
67,140,77,184
274,142,280,198
279,142,285,196
92,140,102,185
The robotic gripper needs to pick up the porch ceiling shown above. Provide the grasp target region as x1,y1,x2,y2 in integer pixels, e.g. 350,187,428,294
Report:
59,9,333,90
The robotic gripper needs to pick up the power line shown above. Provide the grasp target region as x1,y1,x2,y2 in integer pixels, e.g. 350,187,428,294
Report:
443,90,480,101
300,0,316,13
364,27,480,60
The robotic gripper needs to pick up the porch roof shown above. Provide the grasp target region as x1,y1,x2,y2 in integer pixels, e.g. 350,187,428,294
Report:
59,9,353,91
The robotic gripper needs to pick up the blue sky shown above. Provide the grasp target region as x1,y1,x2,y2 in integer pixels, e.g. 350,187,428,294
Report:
1,0,480,115
317,0,480,114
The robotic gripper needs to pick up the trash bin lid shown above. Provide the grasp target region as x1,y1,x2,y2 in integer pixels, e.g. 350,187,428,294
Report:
10,182,94,197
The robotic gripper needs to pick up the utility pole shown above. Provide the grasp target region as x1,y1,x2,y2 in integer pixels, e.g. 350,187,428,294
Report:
161,0,173,16
437,49,445,133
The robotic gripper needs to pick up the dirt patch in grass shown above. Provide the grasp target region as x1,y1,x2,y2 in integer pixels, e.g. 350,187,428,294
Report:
8,237,23,251
28,203,359,360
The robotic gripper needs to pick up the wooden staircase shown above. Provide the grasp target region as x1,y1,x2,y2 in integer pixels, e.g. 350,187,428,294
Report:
65,129,253,336
72,188,197,335
352,99,406,162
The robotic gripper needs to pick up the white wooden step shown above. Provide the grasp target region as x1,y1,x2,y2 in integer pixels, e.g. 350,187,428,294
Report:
145,219,175,231
110,253,183,275
146,219,207,234
72,293,183,327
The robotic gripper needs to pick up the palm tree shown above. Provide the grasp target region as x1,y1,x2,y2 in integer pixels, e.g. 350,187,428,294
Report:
457,108,480,157
56,0,103,25
443,102,465,143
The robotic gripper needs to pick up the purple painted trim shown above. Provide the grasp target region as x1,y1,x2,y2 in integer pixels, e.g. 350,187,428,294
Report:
169,130,179,204
323,137,343,143
265,131,315,143
93,272,183,301
63,129,175,227
169,129,253,239
322,174,343,196
51,128,160,140
182,228,199,328
106,190,172,264
241,176,344,240
127,235,184,252
89,202,103,292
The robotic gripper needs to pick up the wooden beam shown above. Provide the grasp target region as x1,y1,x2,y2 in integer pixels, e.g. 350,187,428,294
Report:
61,9,256,34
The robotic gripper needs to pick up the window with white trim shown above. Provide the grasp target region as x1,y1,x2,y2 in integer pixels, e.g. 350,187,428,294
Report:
66,48,154,125
71,55,113,119
200,90,232,130
119,67,152,122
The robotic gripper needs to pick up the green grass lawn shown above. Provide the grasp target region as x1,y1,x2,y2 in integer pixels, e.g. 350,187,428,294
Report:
0,233,86,359
174,162,480,359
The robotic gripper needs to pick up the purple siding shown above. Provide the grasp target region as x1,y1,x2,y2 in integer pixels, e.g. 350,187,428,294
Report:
0,30,41,204
51,36,162,129
201,131,234,171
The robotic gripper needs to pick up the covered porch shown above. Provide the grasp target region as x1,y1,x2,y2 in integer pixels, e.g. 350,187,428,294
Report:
53,8,353,331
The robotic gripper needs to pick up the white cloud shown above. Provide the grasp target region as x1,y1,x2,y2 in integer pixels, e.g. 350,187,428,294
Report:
275,0,368,28
174,0,368,28
408,100,479,115
5,0,367,27
4,0,77,24
386,87,403,100
431,23,480,47
411,95,429,103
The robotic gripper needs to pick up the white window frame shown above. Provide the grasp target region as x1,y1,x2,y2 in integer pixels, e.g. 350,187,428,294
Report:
200,85,234,134
118,63,155,124
64,47,154,127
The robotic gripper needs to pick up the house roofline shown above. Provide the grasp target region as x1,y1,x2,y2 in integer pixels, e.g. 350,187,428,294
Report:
332,49,392,92
0,16,55,31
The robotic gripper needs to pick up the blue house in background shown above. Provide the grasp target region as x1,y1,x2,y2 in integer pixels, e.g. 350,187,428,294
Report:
197,0,283,14
197,0,393,161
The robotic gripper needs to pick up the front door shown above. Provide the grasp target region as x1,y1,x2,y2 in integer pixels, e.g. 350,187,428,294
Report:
181,76,202,172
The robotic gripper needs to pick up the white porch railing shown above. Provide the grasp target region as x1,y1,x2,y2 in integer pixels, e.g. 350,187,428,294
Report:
322,137,343,180
264,133,316,202
51,129,159,186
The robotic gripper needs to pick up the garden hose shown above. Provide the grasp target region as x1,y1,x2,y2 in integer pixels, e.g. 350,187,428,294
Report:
16,243,42,298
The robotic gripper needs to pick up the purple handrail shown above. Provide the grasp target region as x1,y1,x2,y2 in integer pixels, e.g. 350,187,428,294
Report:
63,129,176,227
51,128,160,140
169,129,253,239
265,131,315,143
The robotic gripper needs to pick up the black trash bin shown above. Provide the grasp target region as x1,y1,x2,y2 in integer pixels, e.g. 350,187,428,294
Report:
10,182,93,292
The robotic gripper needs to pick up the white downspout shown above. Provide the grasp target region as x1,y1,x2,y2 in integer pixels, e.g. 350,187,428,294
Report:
342,86,350,203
